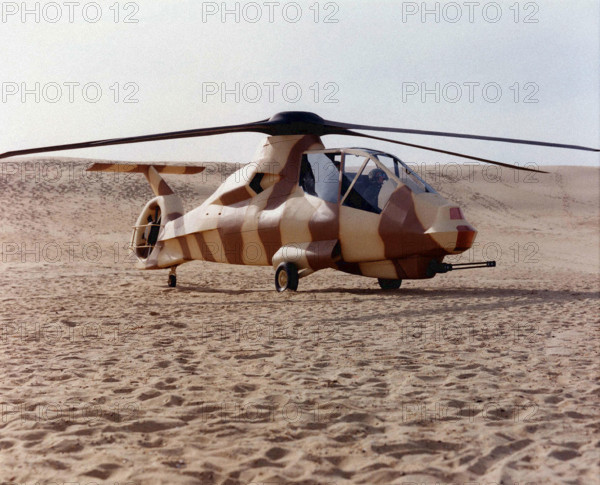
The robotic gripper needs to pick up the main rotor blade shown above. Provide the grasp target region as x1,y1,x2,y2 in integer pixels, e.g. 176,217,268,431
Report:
327,120,600,153
346,131,548,173
3,110,597,161
0,119,272,160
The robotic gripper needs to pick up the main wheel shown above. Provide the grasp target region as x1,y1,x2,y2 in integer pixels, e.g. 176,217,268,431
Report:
168,274,177,288
275,263,299,292
378,278,402,290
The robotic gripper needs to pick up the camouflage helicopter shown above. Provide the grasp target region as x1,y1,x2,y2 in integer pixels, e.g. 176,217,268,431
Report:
2,111,598,291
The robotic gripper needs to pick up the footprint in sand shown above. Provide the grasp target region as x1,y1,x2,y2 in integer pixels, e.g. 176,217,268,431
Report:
82,463,121,480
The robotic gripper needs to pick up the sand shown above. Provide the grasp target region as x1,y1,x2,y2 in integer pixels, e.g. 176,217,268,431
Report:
0,158,598,484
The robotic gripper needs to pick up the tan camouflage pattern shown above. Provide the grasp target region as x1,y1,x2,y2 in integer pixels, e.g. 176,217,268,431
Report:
88,135,477,281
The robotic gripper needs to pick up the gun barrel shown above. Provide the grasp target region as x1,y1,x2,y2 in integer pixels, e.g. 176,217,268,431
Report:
428,260,496,276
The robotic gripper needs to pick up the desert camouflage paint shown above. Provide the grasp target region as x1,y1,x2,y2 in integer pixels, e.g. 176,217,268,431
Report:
88,135,476,281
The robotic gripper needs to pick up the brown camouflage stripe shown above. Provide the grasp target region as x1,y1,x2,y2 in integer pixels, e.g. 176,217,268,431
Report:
258,135,323,264
397,257,427,279
87,163,205,174
145,167,174,196
391,259,408,279
379,186,444,261
217,203,249,265
456,225,476,251
178,235,193,262
263,136,320,209
305,239,339,271
218,185,254,206
308,200,339,245
337,257,434,280
193,232,217,263
156,180,174,196
168,211,184,220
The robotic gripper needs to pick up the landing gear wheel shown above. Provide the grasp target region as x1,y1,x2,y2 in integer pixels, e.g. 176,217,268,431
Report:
378,278,402,290
168,267,177,288
275,263,299,292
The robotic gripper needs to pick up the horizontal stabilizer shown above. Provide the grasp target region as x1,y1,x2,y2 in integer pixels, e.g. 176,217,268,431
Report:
87,163,205,174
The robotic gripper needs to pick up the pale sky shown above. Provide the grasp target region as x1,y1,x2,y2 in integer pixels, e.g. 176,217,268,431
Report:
1,0,599,167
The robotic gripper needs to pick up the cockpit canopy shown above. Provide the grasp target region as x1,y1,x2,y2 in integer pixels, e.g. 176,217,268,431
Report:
299,148,436,214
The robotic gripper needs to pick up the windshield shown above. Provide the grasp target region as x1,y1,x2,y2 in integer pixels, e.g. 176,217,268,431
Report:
300,148,437,212
341,154,398,214
375,153,436,194
299,152,340,203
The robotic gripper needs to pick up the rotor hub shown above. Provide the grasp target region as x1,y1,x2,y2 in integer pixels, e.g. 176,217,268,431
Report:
265,111,335,136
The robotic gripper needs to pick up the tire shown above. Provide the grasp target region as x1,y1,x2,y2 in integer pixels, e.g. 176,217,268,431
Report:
168,274,177,288
378,278,402,290
275,263,299,292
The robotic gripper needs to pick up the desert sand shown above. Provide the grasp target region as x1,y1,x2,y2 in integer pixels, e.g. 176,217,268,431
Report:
0,157,598,485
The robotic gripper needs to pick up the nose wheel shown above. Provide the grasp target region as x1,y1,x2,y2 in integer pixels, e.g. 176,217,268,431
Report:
275,262,299,292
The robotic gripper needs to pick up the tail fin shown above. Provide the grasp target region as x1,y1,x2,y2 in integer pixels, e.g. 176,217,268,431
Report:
87,163,205,197
87,163,205,174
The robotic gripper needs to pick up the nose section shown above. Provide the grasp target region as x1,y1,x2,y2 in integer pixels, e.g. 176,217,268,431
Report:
429,204,477,254
411,193,477,255
377,186,477,261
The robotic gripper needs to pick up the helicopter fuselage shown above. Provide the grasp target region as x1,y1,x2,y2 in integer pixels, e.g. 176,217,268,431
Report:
134,134,476,281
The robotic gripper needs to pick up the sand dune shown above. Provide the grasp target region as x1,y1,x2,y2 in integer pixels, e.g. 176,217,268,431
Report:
0,158,598,484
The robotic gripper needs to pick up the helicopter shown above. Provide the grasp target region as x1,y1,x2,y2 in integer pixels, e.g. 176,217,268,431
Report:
2,111,598,291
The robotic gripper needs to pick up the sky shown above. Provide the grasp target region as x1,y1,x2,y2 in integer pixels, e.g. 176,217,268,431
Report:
1,0,599,168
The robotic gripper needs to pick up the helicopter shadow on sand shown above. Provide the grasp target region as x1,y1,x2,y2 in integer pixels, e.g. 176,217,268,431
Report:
169,284,596,318
320,287,597,322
